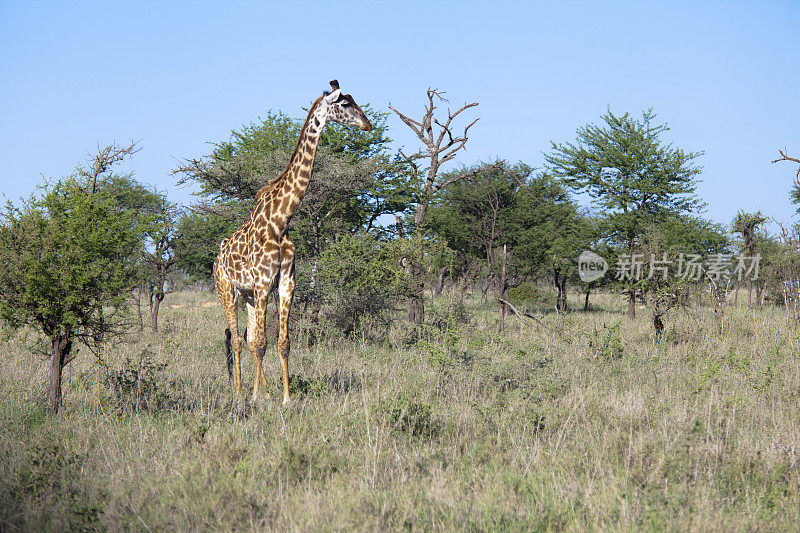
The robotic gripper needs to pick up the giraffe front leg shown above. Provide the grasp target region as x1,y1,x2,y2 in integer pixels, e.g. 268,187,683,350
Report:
278,238,295,404
247,298,270,400
246,303,269,395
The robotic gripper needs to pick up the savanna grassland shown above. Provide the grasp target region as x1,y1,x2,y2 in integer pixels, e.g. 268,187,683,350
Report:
1,289,798,531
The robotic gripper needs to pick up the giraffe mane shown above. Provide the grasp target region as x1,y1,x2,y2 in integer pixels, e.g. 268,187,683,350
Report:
258,95,325,198
283,95,325,176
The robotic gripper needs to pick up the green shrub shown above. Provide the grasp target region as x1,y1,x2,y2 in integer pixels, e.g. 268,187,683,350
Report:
2,437,103,531
416,296,469,369
508,281,542,303
318,234,407,336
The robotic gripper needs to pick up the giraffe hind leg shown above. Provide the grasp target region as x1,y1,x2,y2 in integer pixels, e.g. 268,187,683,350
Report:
225,328,234,383
215,260,242,394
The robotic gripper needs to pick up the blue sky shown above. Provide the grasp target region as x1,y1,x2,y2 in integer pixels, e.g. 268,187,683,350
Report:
1,1,798,229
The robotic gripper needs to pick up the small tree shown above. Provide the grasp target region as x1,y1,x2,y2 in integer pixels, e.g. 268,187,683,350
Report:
143,194,179,331
731,210,768,307
0,146,140,414
776,223,800,324
638,216,729,337
772,149,800,320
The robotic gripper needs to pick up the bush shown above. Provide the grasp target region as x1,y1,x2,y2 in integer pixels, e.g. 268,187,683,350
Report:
508,281,542,303
318,234,407,335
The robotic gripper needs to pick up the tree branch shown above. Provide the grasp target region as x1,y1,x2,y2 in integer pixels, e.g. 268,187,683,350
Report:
434,162,499,193
498,298,553,331
773,148,800,179
79,141,140,194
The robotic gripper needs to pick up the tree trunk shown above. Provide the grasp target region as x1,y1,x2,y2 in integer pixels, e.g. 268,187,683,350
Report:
498,245,508,330
756,281,764,310
48,331,73,415
136,284,145,331
627,291,636,320
715,303,724,334
747,280,752,309
308,256,319,311
434,266,448,296
407,292,424,324
151,292,164,331
406,255,425,324
652,309,664,340
397,215,425,325
584,288,591,311
784,285,791,321
406,189,435,326
553,268,567,313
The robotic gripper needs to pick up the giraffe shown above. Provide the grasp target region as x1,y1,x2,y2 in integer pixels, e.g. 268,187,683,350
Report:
214,80,373,403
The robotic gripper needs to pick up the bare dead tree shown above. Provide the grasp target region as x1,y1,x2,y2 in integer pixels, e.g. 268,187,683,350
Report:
389,88,479,231
389,88,479,323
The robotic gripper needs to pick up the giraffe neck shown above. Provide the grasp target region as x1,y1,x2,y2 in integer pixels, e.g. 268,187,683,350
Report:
277,99,328,218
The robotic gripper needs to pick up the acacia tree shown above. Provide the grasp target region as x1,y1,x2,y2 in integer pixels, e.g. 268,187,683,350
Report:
0,145,141,415
388,88,480,323
769,149,800,321
545,108,704,319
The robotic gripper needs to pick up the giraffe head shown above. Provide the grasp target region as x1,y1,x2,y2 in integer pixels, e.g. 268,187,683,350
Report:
321,80,373,132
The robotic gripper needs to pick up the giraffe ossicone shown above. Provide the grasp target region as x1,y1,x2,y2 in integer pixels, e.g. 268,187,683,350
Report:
214,80,373,403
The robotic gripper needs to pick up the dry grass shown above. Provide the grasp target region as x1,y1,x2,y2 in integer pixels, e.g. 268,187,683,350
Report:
1,290,798,531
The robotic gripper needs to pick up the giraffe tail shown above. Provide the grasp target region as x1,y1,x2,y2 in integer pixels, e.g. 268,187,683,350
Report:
224,328,234,383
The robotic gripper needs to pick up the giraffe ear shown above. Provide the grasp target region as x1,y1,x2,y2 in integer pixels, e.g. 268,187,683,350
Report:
323,88,341,104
